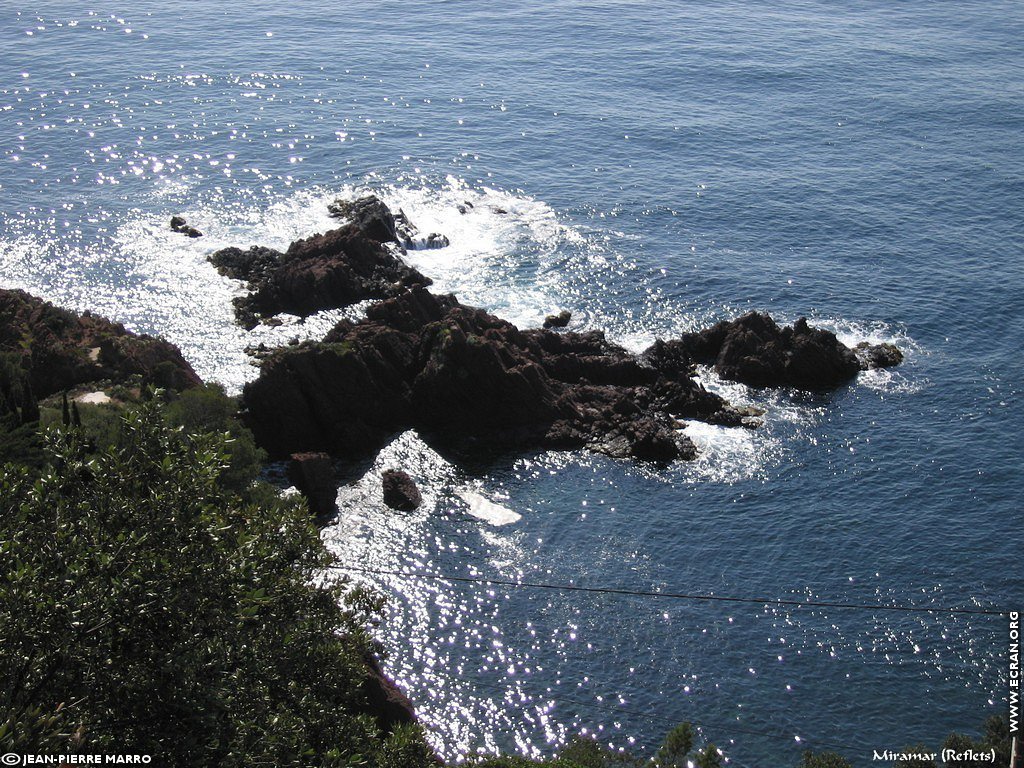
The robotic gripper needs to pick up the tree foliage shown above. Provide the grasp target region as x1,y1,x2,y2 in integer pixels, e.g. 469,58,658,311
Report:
0,403,432,767
164,383,267,498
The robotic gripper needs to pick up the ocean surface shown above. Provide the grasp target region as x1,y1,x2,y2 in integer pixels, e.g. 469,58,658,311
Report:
2,2,1021,765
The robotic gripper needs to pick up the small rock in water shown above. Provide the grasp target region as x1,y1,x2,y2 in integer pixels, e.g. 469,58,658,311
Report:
170,215,202,238
648,312,866,390
543,310,572,329
382,469,422,511
394,209,418,248
287,452,338,517
388,207,449,250
423,233,450,249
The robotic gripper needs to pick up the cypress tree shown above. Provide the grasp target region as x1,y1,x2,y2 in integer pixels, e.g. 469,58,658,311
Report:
20,380,40,424
62,392,71,426
71,400,82,429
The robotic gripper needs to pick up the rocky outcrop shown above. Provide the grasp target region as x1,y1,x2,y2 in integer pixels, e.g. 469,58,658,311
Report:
170,215,202,238
0,288,201,398
381,469,422,511
855,341,904,369
543,310,572,329
287,452,338,517
645,312,896,390
329,195,449,251
228,199,901,465
208,245,282,285
327,195,400,244
209,222,430,329
243,286,744,463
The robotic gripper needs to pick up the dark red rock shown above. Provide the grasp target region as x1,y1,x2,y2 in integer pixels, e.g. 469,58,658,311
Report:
287,452,338,517
212,223,429,329
208,245,282,284
646,312,880,390
243,287,742,464
543,310,572,328
381,469,422,511
855,341,904,369
170,215,202,237
0,288,201,398
360,651,416,735
327,195,399,244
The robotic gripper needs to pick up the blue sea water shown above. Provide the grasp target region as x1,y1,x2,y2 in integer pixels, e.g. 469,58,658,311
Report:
1,2,1022,765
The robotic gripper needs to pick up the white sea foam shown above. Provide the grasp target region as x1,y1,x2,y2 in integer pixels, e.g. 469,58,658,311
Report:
815,316,924,395
457,490,522,526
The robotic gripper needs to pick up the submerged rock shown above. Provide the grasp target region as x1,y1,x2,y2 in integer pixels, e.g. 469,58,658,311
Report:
243,286,739,464
0,288,201,397
646,312,888,390
381,469,422,511
419,232,450,250
393,205,449,250
287,452,338,517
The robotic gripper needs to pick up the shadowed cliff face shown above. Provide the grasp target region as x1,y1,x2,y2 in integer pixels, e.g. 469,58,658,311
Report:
0,288,201,397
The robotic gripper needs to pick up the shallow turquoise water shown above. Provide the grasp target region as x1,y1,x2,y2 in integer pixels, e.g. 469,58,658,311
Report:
1,2,1021,765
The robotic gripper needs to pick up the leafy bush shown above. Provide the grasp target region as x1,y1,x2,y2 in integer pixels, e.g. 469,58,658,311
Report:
164,383,267,497
0,403,432,767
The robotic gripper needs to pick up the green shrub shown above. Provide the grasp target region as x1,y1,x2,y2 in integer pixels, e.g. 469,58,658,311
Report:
165,383,267,497
555,737,639,767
